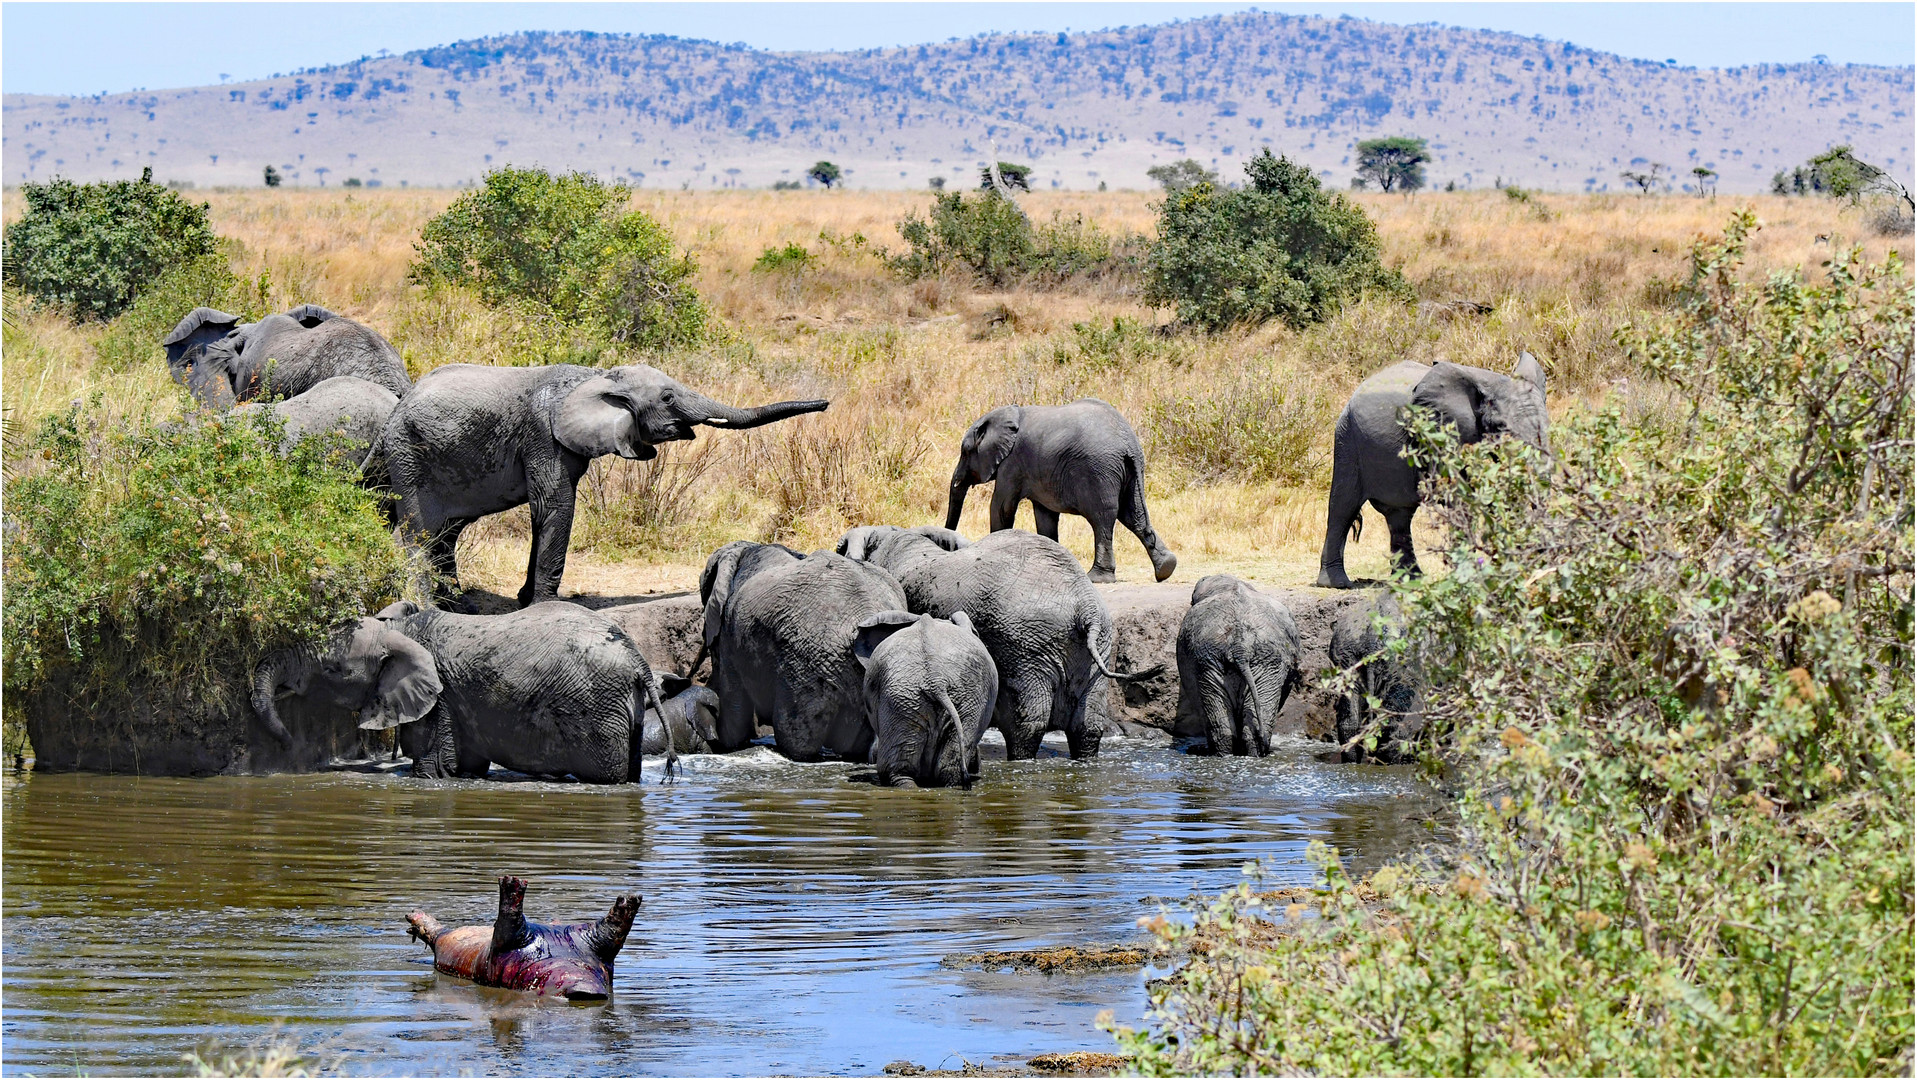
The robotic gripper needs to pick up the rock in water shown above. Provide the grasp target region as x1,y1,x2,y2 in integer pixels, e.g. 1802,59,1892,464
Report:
406,875,638,1000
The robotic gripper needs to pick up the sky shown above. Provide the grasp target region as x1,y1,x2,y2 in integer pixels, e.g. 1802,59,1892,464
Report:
3,2,1912,97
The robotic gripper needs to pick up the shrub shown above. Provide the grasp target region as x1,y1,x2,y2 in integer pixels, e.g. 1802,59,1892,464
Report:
94,252,273,373
752,242,814,274
1144,150,1409,331
2,169,220,321
1111,214,1914,1074
894,195,1134,288
410,166,707,350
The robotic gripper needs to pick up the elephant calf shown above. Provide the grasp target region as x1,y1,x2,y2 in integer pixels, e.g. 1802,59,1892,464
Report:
164,305,411,409
1328,592,1424,764
947,399,1177,583
225,375,399,474
1177,575,1302,757
855,611,998,788
252,601,668,783
641,672,719,757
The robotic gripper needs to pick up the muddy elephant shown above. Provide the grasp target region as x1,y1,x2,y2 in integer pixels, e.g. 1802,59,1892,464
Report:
162,304,411,409
225,375,399,473
855,610,998,788
838,525,1159,760
700,544,908,761
641,672,719,757
1328,591,1424,763
1176,575,1301,756
382,364,827,608
946,399,1177,583
1318,353,1548,589
251,600,667,783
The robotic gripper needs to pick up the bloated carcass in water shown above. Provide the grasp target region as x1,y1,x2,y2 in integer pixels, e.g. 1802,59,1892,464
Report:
407,876,638,1001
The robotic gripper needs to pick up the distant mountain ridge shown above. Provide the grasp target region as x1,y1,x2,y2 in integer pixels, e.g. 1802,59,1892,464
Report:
5,11,1911,193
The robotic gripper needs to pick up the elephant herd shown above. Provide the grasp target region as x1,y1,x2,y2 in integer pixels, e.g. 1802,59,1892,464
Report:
164,302,1547,784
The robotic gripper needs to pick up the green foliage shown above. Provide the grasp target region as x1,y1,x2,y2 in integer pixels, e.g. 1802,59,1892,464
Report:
977,161,1033,192
752,242,814,274
1113,214,1915,1074
409,166,707,351
2,169,220,322
1146,159,1219,193
3,403,411,718
807,161,842,188
771,179,803,191
894,193,1133,288
1143,150,1410,331
1354,136,1430,193
94,252,273,373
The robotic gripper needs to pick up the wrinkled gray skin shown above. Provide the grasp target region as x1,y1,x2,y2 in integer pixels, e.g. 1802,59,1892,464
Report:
225,375,399,473
855,610,998,788
384,364,828,608
1317,354,1548,589
700,544,908,761
1328,591,1424,763
838,525,1160,760
251,601,668,783
1176,575,1302,757
947,399,1177,583
163,305,411,409
640,672,719,757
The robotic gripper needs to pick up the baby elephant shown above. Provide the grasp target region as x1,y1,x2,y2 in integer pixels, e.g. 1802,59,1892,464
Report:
226,375,399,475
641,672,719,757
1176,575,1301,756
854,611,998,789
1328,591,1424,763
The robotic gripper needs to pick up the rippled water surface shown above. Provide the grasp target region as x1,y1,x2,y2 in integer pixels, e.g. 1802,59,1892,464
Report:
3,735,1444,1076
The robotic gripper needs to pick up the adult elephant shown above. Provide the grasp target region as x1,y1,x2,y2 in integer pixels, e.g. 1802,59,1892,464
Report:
1176,574,1301,757
251,601,669,783
1317,353,1548,589
946,399,1177,583
699,544,907,761
854,610,997,788
838,525,1160,760
162,304,411,408
225,375,399,473
1328,591,1423,763
384,365,827,608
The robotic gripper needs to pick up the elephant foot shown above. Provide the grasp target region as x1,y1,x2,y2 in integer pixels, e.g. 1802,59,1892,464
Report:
1316,566,1354,589
1151,550,1178,582
1088,565,1117,584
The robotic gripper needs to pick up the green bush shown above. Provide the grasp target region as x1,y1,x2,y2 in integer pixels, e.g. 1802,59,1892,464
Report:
894,194,1133,288
94,252,273,373
752,242,813,274
410,166,707,351
2,169,220,321
1144,149,1410,331
1112,214,1914,1074
2,405,410,732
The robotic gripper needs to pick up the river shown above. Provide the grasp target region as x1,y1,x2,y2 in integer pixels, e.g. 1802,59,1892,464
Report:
1,734,1444,1076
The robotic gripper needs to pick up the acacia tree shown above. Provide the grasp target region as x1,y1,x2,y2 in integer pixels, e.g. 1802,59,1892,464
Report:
977,161,1033,192
1354,136,1430,193
1691,165,1717,198
806,161,842,188
1619,162,1669,195
1146,159,1219,193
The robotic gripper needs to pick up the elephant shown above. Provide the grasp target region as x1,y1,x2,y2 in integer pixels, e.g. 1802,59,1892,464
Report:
162,305,411,409
854,610,998,788
382,363,828,609
699,544,909,761
225,375,399,473
640,671,719,757
1176,574,1302,756
251,600,668,783
1328,591,1424,764
1317,353,1548,589
946,399,1177,583
838,525,1160,760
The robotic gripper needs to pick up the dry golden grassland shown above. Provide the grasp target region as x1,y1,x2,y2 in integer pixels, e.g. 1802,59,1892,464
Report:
5,187,1906,600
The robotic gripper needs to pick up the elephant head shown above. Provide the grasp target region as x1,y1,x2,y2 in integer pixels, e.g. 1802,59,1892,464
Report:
1408,352,1549,452
837,524,970,565
854,610,986,790
651,672,720,752
162,307,245,409
250,604,443,746
945,405,1023,530
556,365,829,462
282,303,337,328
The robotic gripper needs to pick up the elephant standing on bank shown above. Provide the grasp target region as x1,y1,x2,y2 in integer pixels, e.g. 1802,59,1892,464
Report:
1328,591,1424,763
946,399,1178,583
382,364,827,608
163,305,412,409
1176,575,1302,757
700,544,908,761
251,600,668,783
838,525,1160,760
854,610,998,788
1317,354,1548,589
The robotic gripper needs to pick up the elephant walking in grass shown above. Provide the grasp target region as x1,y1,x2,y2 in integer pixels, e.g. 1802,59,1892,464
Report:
854,611,997,788
838,525,1161,760
1328,591,1424,763
163,305,411,408
382,364,827,608
251,600,670,783
946,399,1177,583
1317,354,1548,589
1176,575,1301,757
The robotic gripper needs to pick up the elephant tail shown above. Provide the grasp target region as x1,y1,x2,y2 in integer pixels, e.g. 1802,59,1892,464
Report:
1084,624,1164,683
1234,658,1290,757
1349,513,1363,545
633,667,678,784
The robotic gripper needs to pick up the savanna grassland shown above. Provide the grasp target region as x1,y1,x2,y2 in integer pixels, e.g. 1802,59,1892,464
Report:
5,186,1907,600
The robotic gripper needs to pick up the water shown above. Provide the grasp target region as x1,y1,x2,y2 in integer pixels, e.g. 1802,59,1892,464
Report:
1,734,1445,1076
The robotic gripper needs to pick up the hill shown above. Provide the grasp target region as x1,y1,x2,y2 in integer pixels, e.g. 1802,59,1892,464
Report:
4,11,1912,192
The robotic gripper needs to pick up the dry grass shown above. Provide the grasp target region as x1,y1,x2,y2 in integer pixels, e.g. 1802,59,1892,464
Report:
6,187,1907,598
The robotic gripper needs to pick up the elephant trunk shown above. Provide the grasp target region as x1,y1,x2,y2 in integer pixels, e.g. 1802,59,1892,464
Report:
888,775,920,789
250,653,295,747
681,393,829,430
944,462,972,531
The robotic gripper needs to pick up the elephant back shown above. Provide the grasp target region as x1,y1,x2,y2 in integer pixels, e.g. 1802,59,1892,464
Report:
237,314,412,401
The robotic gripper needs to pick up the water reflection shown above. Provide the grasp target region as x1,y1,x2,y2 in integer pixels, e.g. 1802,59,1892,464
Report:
2,736,1445,1076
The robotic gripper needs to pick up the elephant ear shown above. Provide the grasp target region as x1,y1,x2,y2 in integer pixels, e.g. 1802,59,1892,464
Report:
358,629,443,730
962,406,1022,481
838,526,887,561
948,610,978,637
853,611,922,668
658,672,693,698
555,377,654,461
283,304,337,329
1514,351,1546,395
700,543,750,651
374,599,419,620
162,307,241,366
1408,362,1487,444
912,526,971,551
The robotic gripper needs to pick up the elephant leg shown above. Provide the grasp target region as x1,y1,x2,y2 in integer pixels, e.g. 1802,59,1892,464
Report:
1317,432,1366,589
1119,456,1177,582
1032,504,1061,542
770,686,826,763
989,485,1021,533
1086,509,1118,584
1380,505,1421,578
712,661,756,752
996,678,1050,761
1198,665,1236,756
521,459,584,608
1063,681,1106,760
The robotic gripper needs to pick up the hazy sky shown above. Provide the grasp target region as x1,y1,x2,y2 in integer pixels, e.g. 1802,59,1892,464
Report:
4,2,1913,97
